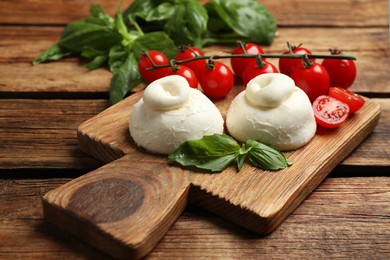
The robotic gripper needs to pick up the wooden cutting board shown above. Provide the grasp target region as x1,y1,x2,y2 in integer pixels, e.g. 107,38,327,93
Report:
42,84,381,259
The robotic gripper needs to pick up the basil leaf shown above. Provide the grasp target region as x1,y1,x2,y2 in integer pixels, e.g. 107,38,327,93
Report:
169,134,240,172
114,8,132,45
164,0,208,47
32,44,73,65
236,152,246,171
196,154,239,172
132,31,177,59
124,0,171,21
108,45,129,73
246,140,292,171
210,0,277,45
58,5,123,53
80,47,104,59
59,20,123,53
81,48,107,70
236,142,252,171
204,3,230,34
145,2,175,22
109,52,142,105
85,5,115,28
85,54,108,70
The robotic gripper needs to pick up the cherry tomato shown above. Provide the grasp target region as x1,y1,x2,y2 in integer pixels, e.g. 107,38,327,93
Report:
312,95,350,128
170,65,198,89
291,60,330,102
328,87,365,114
242,59,279,86
175,46,205,78
322,50,357,89
230,43,265,79
138,50,171,82
279,44,313,76
198,61,234,99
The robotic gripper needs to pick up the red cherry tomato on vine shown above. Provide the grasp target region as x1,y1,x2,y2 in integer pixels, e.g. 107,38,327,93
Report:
279,44,314,76
242,60,279,86
198,61,234,99
230,43,265,79
138,50,171,82
170,65,198,89
291,61,330,102
328,87,365,114
175,46,205,77
312,95,350,128
322,50,357,89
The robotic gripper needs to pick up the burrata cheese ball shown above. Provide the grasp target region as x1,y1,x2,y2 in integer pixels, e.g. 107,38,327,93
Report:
226,73,316,151
130,75,224,154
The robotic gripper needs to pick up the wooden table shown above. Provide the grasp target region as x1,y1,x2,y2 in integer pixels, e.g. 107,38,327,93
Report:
1,0,389,259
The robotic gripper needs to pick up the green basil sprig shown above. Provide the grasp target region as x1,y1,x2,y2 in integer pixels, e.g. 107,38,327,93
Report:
168,134,292,173
33,5,177,105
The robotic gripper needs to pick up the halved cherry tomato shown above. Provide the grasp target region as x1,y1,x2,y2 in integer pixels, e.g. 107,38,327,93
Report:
242,59,279,86
175,46,205,78
312,95,350,128
328,87,365,114
322,49,356,89
230,43,265,79
279,44,314,76
198,61,234,99
138,50,171,82
291,60,330,102
171,65,198,89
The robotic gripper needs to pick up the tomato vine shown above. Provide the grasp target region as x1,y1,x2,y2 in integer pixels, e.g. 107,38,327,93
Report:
144,42,356,71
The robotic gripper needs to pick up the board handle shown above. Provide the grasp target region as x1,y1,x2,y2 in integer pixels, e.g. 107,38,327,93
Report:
42,154,190,259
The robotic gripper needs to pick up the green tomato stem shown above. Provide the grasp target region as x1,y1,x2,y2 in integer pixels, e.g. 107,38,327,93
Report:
302,54,313,68
255,54,266,68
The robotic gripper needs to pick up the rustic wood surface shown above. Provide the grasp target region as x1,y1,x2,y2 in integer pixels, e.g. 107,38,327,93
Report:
0,0,389,259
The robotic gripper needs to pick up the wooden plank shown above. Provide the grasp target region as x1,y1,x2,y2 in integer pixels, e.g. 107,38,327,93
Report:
0,0,387,27
1,177,389,258
0,99,107,170
344,99,390,166
264,0,389,27
2,26,387,59
150,177,390,259
1,26,388,95
0,0,134,25
0,177,108,259
1,98,389,171
0,61,113,96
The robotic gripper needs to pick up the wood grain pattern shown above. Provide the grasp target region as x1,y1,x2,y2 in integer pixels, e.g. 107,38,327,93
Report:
0,0,387,27
1,26,388,95
42,84,380,258
344,99,390,166
43,154,190,259
2,175,389,259
0,0,134,25
150,176,390,259
0,99,107,170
